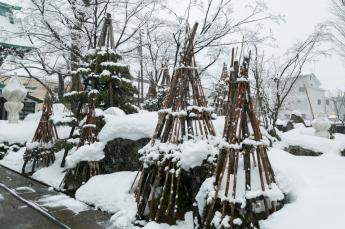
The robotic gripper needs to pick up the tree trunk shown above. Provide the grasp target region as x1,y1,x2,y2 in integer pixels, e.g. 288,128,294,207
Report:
58,73,64,102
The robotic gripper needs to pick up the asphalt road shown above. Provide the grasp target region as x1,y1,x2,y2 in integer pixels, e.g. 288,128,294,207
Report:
0,165,111,229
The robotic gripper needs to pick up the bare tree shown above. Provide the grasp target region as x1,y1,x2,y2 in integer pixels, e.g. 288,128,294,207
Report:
259,26,327,130
332,90,345,125
2,0,157,100
331,0,345,59
138,0,281,86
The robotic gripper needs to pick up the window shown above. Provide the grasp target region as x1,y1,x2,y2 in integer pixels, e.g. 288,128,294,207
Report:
20,102,35,120
299,87,305,92
317,99,321,105
9,14,14,24
326,99,330,105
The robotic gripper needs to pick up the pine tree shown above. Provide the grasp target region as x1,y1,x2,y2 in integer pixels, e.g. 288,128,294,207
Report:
156,65,171,110
60,13,136,167
209,63,229,116
85,13,137,113
143,78,158,111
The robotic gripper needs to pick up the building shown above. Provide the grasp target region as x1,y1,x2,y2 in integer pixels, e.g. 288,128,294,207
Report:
0,75,58,120
279,73,335,121
0,2,33,66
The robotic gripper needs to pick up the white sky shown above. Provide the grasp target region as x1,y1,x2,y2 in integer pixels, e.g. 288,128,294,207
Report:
167,0,345,92
265,0,345,92
4,0,344,92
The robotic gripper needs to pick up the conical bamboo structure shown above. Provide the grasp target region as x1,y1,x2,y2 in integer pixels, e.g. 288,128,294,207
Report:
61,98,101,190
159,64,171,87
134,23,216,226
147,79,157,99
202,54,284,229
22,94,58,174
77,100,100,177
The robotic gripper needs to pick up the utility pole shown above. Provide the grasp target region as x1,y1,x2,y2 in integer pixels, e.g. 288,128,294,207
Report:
304,84,315,120
138,29,144,104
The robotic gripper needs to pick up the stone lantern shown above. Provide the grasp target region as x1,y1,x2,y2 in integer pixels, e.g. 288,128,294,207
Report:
3,76,27,123
312,117,331,138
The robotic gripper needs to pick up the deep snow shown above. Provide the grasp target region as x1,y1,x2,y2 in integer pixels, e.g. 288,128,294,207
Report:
1,112,345,228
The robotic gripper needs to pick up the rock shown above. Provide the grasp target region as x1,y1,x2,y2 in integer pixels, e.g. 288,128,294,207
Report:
103,137,150,172
63,137,150,191
285,145,322,156
290,114,306,126
341,149,345,156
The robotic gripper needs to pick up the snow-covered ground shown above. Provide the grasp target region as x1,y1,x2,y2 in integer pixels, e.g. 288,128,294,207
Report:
1,112,345,228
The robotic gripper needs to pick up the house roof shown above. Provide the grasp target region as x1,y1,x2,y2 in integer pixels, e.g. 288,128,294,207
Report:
299,73,322,87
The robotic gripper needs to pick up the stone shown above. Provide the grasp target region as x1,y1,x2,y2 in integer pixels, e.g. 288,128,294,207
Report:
103,137,150,172
290,114,306,126
285,145,322,156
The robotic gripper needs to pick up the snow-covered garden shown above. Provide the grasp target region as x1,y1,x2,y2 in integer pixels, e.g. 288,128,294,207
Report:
2,0,345,228
1,109,345,229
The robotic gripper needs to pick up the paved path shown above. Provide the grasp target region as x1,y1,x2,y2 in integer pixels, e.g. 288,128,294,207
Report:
0,165,111,229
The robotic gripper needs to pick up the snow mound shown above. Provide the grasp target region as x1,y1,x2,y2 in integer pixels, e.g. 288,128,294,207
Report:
262,147,345,229
99,112,158,142
76,171,137,228
278,125,345,155
37,193,90,214
140,138,218,170
32,150,66,188
104,107,126,116
311,117,331,138
0,121,37,144
139,212,194,229
0,147,25,171
66,142,106,168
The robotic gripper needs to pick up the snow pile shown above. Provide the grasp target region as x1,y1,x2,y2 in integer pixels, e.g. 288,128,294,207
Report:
0,103,71,144
99,112,158,142
139,138,218,171
37,193,90,214
138,212,194,229
76,171,137,228
99,112,225,143
65,142,106,168
261,147,345,229
311,117,331,138
32,150,66,188
0,147,25,171
104,107,126,116
278,125,345,155
0,120,37,144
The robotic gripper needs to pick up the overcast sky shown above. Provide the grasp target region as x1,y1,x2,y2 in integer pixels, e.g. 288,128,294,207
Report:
265,0,345,92
168,0,344,92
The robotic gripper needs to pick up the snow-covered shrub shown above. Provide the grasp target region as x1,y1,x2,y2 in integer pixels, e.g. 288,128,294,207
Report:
312,117,331,138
